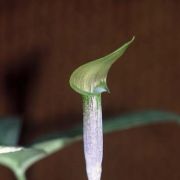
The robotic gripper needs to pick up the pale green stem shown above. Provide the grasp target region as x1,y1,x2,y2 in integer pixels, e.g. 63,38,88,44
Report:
14,170,27,180
82,95,103,180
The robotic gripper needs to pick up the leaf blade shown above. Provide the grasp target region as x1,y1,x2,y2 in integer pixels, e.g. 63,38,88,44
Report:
0,117,21,146
0,146,46,175
0,111,179,178
32,110,180,148
103,110,180,133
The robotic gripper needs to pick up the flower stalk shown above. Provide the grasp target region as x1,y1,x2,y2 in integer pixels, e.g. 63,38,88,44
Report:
14,170,27,180
70,37,134,180
83,95,103,180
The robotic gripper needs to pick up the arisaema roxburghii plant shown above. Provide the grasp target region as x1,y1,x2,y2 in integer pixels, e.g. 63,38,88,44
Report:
69,37,135,180
0,38,180,180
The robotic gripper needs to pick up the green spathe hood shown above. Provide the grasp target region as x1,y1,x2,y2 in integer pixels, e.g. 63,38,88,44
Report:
69,37,135,96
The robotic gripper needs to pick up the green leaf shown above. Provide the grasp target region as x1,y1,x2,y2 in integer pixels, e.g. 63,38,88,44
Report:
0,146,46,180
0,117,21,146
32,111,180,146
0,138,80,180
31,137,80,155
69,37,135,95
103,111,180,133
0,111,179,180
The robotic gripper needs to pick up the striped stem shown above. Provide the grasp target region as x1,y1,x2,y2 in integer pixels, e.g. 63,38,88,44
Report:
82,95,103,180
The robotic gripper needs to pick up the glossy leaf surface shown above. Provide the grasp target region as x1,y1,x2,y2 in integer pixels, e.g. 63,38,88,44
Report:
0,146,45,179
0,137,82,179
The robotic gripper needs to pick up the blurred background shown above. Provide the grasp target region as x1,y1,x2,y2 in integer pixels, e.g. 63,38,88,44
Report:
0,0,180,179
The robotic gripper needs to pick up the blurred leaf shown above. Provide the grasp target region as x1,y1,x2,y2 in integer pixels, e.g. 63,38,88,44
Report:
0,138,80,180
103,110,180,133
0,111,180,180
0,146,46,180
31,137,81,155
32,110,180,146
69,37,135,95
0,117,21,146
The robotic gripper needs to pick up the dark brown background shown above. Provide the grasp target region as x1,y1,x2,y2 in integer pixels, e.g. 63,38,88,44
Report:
0,0,180,179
